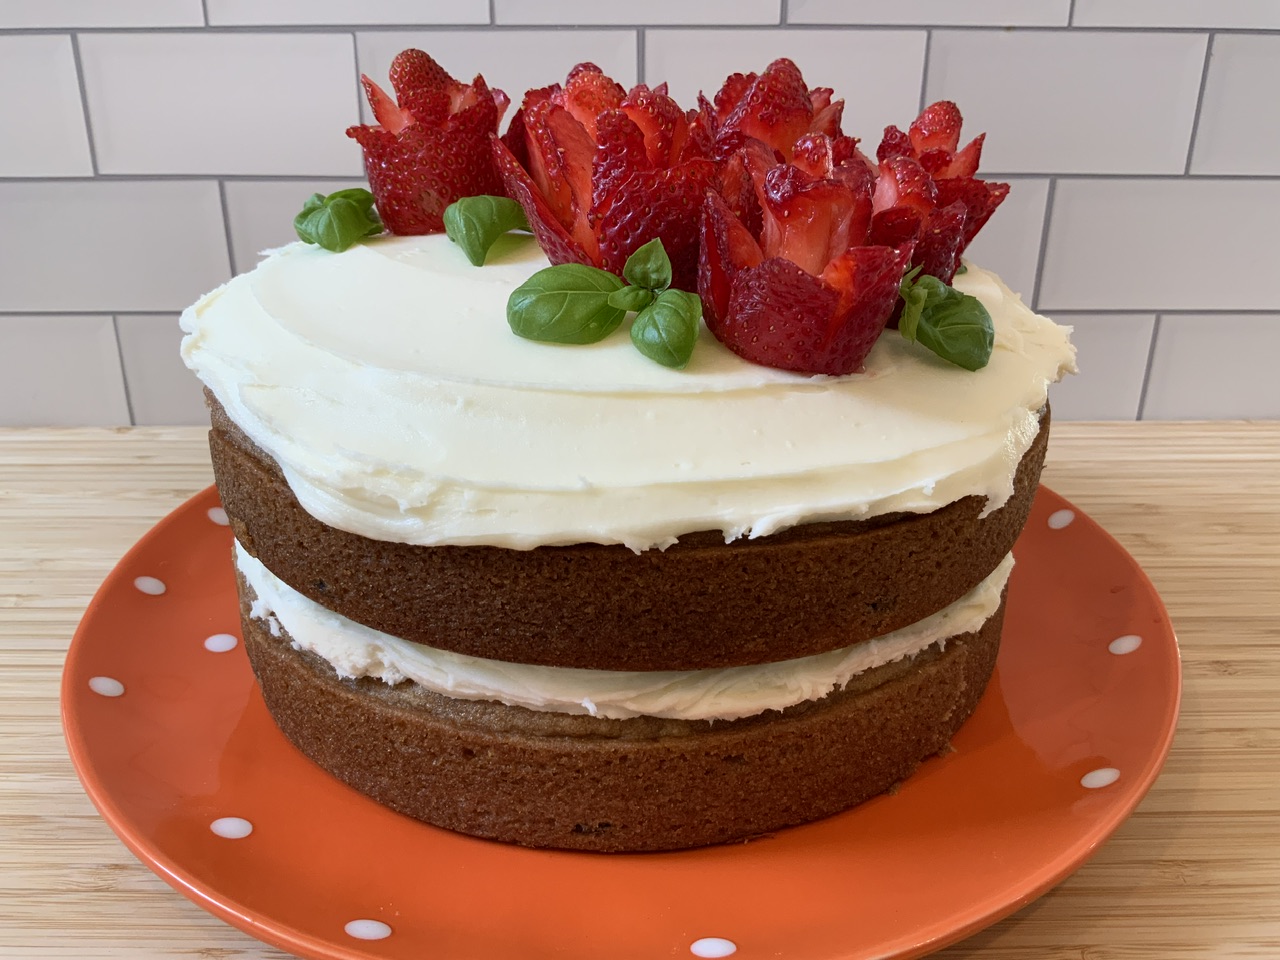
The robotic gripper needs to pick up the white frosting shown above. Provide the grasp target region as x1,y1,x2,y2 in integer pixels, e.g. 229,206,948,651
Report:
236,541,1014,722
181,234,1075,551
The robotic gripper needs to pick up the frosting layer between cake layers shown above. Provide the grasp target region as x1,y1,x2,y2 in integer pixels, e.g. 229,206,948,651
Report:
237,541,1014,722
181,233,1075,551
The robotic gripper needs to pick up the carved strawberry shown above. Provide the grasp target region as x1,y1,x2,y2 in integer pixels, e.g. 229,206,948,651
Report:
493,64,716,292
698,58,855,161
347,49,509,234
871,101,1008,284
699,139,911,376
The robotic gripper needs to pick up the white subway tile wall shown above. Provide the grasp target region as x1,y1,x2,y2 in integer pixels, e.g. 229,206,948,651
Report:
1191,34,1280,175
115,314,210,425
926,30,1207,174
1143,315,1280,420
788,0,1071,27
1,11,1276,425
78,32,363,175
494,0,782,26
1046,315,1156,421
0,316,130,427
207,0,490,27
0,35,94,177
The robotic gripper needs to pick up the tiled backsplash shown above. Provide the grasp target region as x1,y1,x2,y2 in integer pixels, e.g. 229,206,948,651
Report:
2,3,1278,425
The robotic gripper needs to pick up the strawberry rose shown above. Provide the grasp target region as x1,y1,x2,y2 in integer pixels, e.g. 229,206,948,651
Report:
699,137,912,376
869,101,1009,284
492,63,717,292
347,49,509,235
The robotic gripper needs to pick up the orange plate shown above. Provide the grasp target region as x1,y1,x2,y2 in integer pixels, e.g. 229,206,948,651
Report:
63,486,1179,960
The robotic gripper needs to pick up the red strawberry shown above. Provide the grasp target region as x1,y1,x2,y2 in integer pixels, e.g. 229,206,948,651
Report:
559,63,624,140
935,176,1010,246
347,49,508,234
494,64,716,291
711,246,910,376
909,100,963,155
702,59,852,162
699,139,907,375
872,156,936,218
757,162,872,277
594,160,717,290
868,102,1007,281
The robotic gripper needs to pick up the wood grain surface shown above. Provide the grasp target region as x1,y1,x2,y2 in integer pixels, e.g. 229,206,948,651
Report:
2,422,1278,959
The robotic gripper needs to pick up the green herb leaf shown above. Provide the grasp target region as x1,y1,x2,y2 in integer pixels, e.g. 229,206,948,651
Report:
507,263,627,344
954,263,968,275
608,286,655,313
898,273,993,371
294,189,382,253
443,195,530,266
622,238,673,292
630,289,702,368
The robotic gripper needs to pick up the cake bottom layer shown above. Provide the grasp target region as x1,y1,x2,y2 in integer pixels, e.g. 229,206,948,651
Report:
240,578,1005,853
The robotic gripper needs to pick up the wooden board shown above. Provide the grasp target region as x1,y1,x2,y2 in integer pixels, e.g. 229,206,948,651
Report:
2,422,1278,959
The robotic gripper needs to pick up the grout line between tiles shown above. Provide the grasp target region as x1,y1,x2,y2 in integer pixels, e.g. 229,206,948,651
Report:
0,311,181,317
6,24,1278,35
217,180,238,275
1067,0,1077,27
200,0,210,27
110,316,137,427
350,30,366,124
636,27,645,84
1184,33,1215,175
1029,179,1057,311
68,33,100,176
1135,315,1162,420
488,0,496,27
918,29,932,112
780,0,790,27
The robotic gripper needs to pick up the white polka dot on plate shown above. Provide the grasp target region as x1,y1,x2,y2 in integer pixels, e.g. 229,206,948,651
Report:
207,507,229,525
133,576,166,595
1081,767,1120,789
691,938,737,958
88,676,124,697
345,920,392,941
1047,509,1075,529
204,633,239,653
210,817,253,839
1109,634,1142,655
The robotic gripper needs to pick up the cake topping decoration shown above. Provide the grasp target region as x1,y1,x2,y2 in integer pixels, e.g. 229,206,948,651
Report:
318,49,1014,376
504,236,701,368
897,267,994,371
442,195,529,266
347,49,509,235
293,188,383,253
492,63,717,293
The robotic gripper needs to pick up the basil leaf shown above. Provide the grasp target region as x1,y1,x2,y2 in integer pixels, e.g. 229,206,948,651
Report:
898,273,993,371
508,263,626,344
622,238,672,292
630,289,701,368
954,263,968,275
609,286,654,313
294,188,382,252
444,195,530,267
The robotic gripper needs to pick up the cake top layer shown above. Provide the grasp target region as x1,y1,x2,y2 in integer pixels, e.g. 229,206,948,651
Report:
181,233,1074,551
